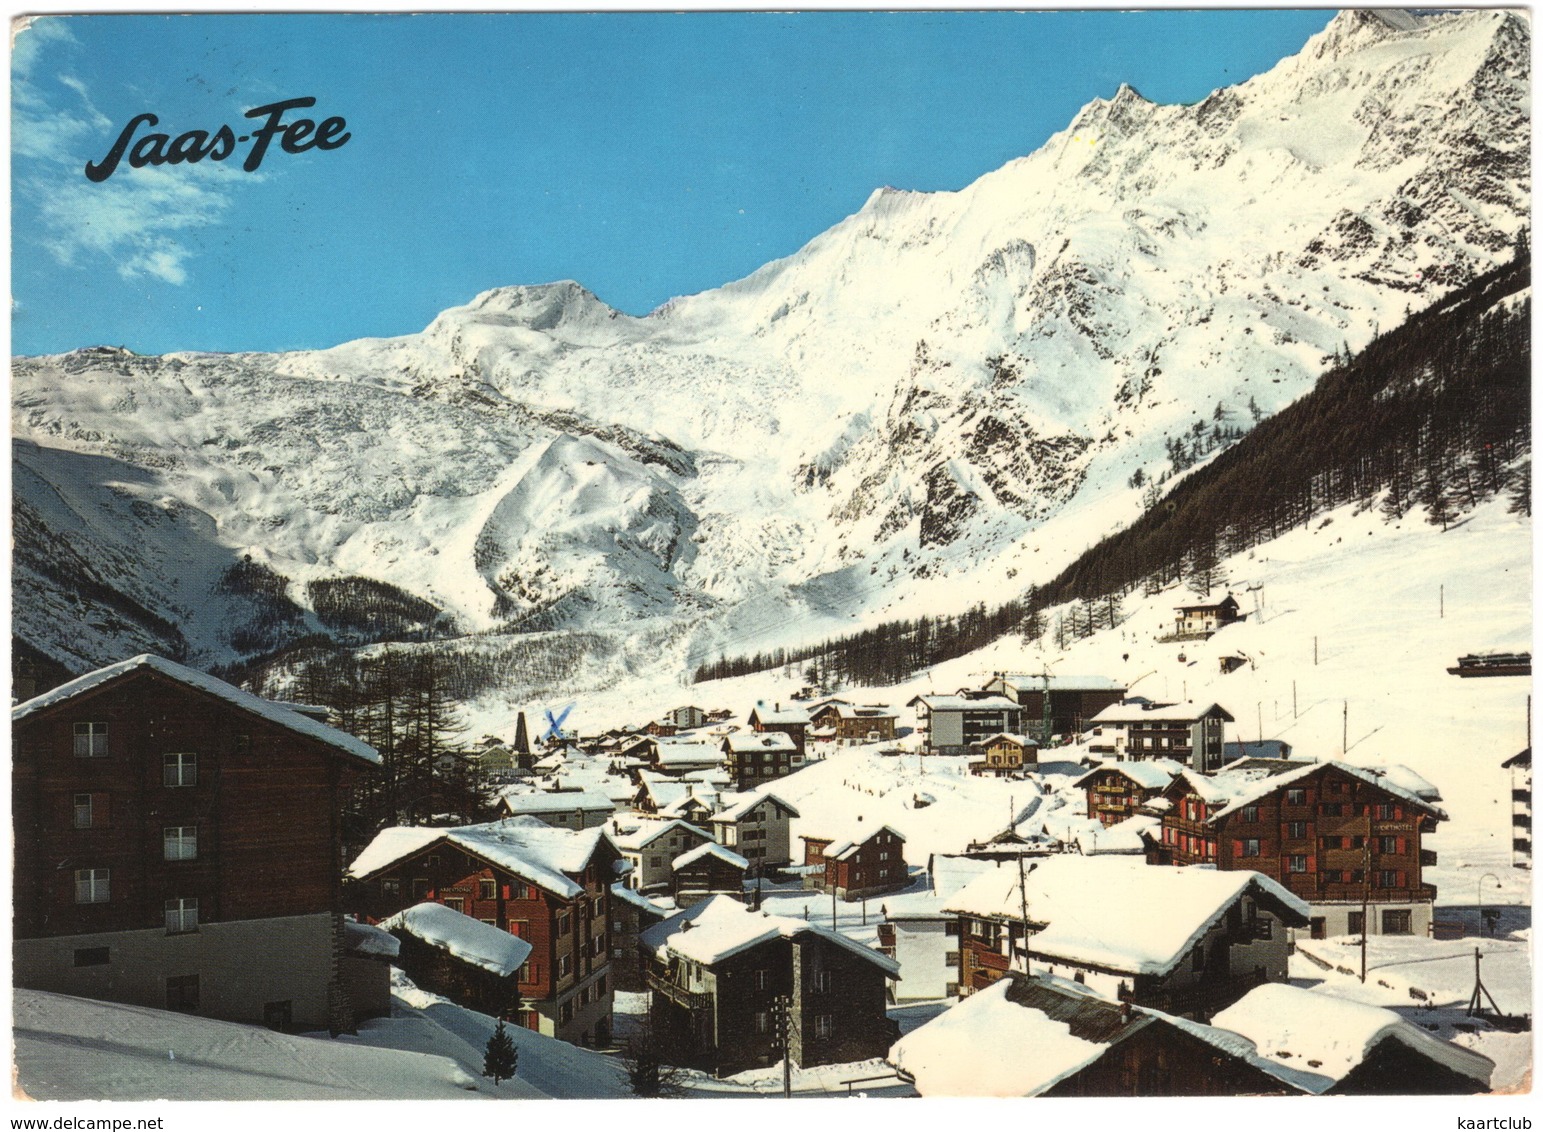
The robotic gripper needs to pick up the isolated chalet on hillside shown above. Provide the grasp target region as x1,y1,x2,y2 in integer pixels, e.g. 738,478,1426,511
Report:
348,817,618,1045
1149,759,1446,939
641,895,899,1077
1173,594,1246,637
12,655,381,1033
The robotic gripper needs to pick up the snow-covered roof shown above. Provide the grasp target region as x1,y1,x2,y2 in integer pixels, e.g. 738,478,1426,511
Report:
348,817,612,899
608,882,675,916
944,857,1309,977
12,654,380,766
970,732,1039,749
672,841,749,872
722,731,797,754
711,789,800,823
993,675,1125,693
610,818,711,853
641,895,899,976
382,902,533,977
1076,813,1160,855
749,702,811,726
652,738,723,765
1174,592,1241,611
343,919,401,959
910,694,1019,712
1194,759,1448,823
809,822,906,861
1089,700,1234,725
1072,758,1184,791
495,788,616,815
1210,984,1494,1093
810,702,898,721
659,786,719,819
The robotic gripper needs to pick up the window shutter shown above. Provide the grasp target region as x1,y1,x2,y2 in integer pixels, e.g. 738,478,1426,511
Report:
503,884,512,900
1232,839,1244,857
1397,837,1407,854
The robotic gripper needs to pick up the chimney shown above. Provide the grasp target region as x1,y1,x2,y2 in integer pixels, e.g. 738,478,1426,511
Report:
1119,1002,1131,1024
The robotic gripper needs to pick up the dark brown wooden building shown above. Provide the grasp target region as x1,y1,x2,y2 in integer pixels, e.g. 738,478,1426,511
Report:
722,731,798,791
801,824,908,901
381,900,534,1017
1148,760,1445,940
982,674,1127,741
747,701,811,758
348,817,619,1045
639,895,899,1077
12,654,379,1032
1074,759,1184,827
808,702,898,744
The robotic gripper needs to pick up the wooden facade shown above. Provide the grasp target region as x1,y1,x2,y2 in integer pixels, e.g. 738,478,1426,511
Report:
721,732,797,791
350,835,618,1045
968,734,1037,777
801,826,907,901
1078,764,1179,827
1150,763,1441,939
12,657,376,1032
808,703,898,744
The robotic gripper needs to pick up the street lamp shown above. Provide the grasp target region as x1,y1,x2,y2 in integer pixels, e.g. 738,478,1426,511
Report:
1477,872,1502,937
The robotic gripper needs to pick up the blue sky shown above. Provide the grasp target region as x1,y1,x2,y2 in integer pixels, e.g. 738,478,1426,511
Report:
12,10,1336,356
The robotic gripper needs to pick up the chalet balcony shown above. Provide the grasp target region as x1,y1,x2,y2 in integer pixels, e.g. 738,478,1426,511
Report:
1420,848,1438,867
1512,788,1531,806
647,969,711,1013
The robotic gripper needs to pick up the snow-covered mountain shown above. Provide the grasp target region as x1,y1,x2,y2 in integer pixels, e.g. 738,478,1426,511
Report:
11,9,1530,680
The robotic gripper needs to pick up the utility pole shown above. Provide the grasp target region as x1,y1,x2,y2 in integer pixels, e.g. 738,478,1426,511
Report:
1016,858,1035,974
1440,584,1445,619
1314,636,1319,666
1293,681,1298,719
1360,840,1371,983
1343,701,1349,756
774,993,792,1097
832,885,838,930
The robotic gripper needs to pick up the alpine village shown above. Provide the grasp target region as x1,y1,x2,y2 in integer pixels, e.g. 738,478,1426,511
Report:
10,7,1533,1106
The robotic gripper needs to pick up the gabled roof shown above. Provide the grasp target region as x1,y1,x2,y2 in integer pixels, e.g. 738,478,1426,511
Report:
1182,759,1448,823
722,731,797,754
641,895,899,976
1072,758,1185,791
610,818,712,853
1089,700,1234,726
672,841,749,872
1175,592,1241,612
495,788,616,815
711,790,800,823
348,817,613,899
971,732,1039,749
749,702,812,726
12,654,380,766
608,882,675,917
381,901,533,977
944,858,1309,978
1210,984,1494,1093
809,702,898,721
810,822,906,861
652,737,723,765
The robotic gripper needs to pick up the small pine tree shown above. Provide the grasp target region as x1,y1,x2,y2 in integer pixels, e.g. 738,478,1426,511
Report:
483,1020,518,1084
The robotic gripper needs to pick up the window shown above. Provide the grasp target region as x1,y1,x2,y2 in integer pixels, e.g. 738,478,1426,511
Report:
814,970,833,993
233,733,252,754
412,878,430,901
560,1001,574,1023
559,954,572,977
1287,855,1308,874
754,1011,770,1034
814,1015,833,1039
166,975,200,1013
480,879,496,900
163,752,197,787
75,868,110,903
163,826,198,861
649,856,663,869
1378,869,1400,888
597,975,606,996
1286,788,1307,805
1286,821,1308,840
73,793,95,829
557,911,571,935
74,722,109,757
74,946,110,967
165,897,198,934
1377,802,1401,820
1348,911,1365,936
382,878,401,901
1241,805,1259,823
1381,909,1412,935
444,897,464,913
1378,836,1399,854
1241,839,1261,857
1320,803,1343,817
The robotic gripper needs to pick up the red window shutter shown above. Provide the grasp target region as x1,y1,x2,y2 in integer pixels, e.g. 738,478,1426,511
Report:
1306,855,1316,874
503,884,512,900
1398,870,1407,887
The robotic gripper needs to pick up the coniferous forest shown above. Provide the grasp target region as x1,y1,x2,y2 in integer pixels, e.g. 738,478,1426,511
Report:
695,248,1531,690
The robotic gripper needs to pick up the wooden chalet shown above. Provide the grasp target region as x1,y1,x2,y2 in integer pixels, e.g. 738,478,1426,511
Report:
708,790,799,870
945,856,1308,1021
807,701,898,745
1173,593,1246,637
982,674,1127,741
1212,984,1494,1094
1148,760,1446,939
612,817,713,894
12,655,380,1033
640,895,899,1077
645,719,680,737
721,731,798,791
670,842,749,903
1084,700,1233,773
747,701,812,758
647,736,724,778
968,732,1038,777
893,973,1302,1097
801,823,908,901
1074,759,1184,827
381,901,533,1018
348,817,618,1046
493,787,616,830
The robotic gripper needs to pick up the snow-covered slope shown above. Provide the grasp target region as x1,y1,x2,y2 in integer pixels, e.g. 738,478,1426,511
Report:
11,9,1530,676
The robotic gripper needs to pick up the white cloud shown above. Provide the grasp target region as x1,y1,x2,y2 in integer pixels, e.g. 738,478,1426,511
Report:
13,19,250,288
